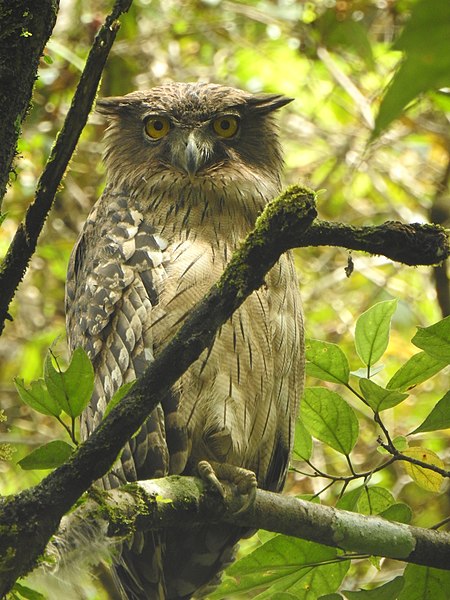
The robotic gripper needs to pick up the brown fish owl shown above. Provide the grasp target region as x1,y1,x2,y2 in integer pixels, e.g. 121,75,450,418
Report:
65,82,305,599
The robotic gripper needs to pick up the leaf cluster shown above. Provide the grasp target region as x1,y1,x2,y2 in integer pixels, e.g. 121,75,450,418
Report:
14,348,93,469
300,301,450,493
210,304,449,599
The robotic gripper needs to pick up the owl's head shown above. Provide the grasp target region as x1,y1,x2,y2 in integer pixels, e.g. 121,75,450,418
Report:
96,82,292,199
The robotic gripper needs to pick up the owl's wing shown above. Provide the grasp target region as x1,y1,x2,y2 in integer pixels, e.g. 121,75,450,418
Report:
66,189,184,484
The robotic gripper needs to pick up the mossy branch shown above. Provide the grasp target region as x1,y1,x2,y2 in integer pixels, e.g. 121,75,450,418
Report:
301,219,449,266
0,185,449,595
37,477,450,584
0,186,316,596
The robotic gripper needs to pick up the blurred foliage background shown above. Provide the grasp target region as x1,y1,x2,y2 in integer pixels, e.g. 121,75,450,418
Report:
1,0,449,597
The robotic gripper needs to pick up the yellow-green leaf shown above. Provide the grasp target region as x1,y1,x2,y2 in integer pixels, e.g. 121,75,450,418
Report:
402,448,445,492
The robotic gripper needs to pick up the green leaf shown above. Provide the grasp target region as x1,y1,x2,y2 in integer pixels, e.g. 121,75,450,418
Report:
351,365,384,378
11,582,46,600
392,436,408,452
44,347,94,418
305,339,350,384
412,316,450,364
337,486,400,518
355,300,397,368
412,391,450,434
293,418,313,461
103,381,136,419
344,576,404,599
315,9,374,69
300,388,359,455
355,486,395,516
265,594,298,600
336,487,363,512
14,377,61,417
373,0,450,138
209,536,349,599
18,440,74,470
387,351,447,391
359,378,408,412
379,503,412,525
399,565,450,600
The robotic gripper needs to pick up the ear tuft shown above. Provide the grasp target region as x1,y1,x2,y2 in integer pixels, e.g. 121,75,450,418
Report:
246,93,294,115
96,96,139,117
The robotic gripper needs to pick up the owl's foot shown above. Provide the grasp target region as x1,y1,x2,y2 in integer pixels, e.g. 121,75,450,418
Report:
197,460,257,514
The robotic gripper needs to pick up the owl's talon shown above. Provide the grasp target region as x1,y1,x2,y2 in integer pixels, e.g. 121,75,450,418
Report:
198,460,226,498
197,460,257,513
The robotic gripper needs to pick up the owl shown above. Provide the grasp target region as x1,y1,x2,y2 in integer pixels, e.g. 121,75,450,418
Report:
65,82,304,599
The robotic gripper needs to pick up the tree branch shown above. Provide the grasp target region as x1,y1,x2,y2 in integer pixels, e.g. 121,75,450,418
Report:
0,185,449,595
302,220,449,266
39,477,450,582
0,0,133,335
1,186,317,595
0,0,59,205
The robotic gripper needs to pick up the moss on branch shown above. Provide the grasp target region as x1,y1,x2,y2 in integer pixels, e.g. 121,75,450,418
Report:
36,477,450,580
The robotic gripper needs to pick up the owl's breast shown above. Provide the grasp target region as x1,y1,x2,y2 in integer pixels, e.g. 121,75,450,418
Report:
152,237,303,486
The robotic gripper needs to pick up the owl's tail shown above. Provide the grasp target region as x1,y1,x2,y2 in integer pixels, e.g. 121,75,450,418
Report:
114,524,246,600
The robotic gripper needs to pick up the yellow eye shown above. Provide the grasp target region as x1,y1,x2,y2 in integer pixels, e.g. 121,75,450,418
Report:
213,115,239,138
144,116,171,140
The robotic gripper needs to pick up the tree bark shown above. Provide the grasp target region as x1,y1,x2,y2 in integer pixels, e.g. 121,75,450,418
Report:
0,0,133,334
41,477,450,576
0,186,317,596
0,185,449,595
0,0,59,206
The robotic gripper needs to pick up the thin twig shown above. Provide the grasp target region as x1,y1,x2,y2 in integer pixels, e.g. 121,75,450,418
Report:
0,0,133,334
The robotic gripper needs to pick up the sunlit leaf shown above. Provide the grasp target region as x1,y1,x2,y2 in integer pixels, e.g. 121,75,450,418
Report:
14,377,61,417
359,378,408,412
301,388,358,455
412,391,450,434
44,347,94,418
387,351,447,391
412,316,450,363
293,418,313,461
392,436,408,452
18,440,74,470
209,536,349,600
402,448,445,492
355,300,397,368
305,339,350,384
399,564,450,600
344,576,404,599
351,365,384,378
368,556,381,571
263,594,298,600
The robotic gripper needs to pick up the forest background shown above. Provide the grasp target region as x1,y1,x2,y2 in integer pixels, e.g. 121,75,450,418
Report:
0,0,449,598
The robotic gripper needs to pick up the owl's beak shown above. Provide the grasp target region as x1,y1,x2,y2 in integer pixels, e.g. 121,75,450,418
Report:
172,132,206,181
184,136,202,179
